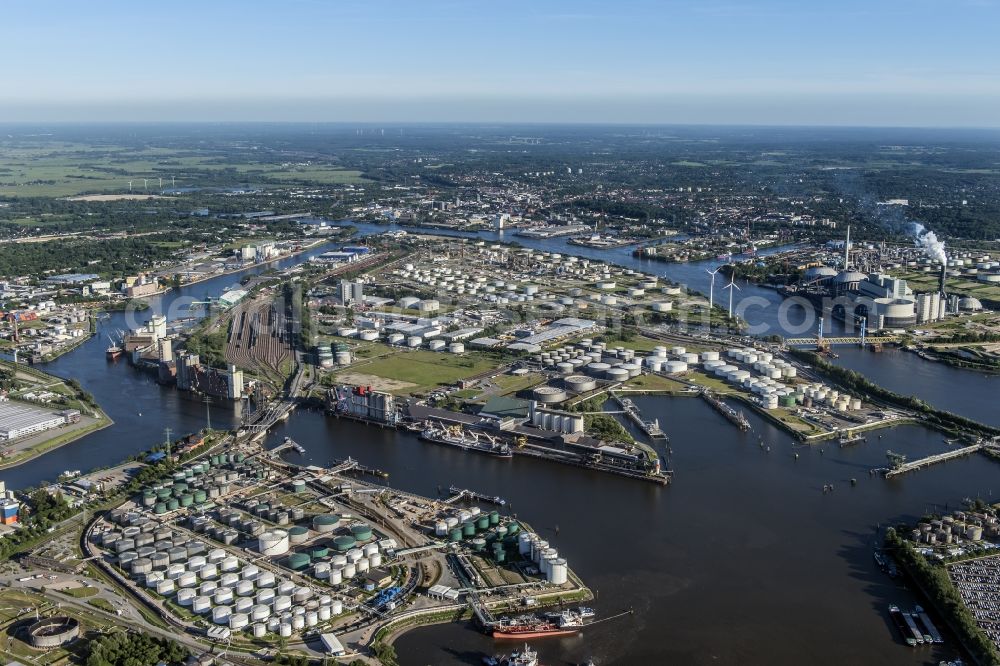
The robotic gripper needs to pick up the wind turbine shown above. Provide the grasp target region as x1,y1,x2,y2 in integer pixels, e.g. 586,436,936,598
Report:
142,178,148,192
723,276,741,318
128,180,133,192
706,267,722,310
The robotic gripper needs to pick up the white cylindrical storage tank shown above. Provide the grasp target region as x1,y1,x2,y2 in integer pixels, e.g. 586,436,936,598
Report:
306,611,319,627
343,563,357,578
199,580,218,596
241,564,260,581
318,606,331,621
214,587,234,605
256,588,275,605
449,342,465,354
220,573,240,589
258,530,290,556
331,598,344,615
199,563,218,580
192,596,212,614
434,520,448,536
208,548,226,563
645,357,663,372
212,606,232,625
252,623,266,638
292,615,305,631
155,578,175,595
251,604,271,621
235,579,255,597
234,597,253,615
356,557,370,573
166,563,185,580
314,562,331,579
230,613,249,631
363,543,379,557
279,622,292,638
220,556,239,572
178,571,198,588
347,548,363,564
670,346,686,356
177,588,196,606
664,360,688,373
273,595,292,613
548,558,569,584
256,571,275,588
293,586,312,603
369,553,383,567
267,617,280,634
187,555,206,571
329,568,343,585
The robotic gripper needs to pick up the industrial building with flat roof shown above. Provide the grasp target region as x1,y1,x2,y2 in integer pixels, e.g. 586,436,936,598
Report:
0,401,70,441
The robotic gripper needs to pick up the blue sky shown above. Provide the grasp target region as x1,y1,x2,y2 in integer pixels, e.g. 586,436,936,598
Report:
1,0,998,125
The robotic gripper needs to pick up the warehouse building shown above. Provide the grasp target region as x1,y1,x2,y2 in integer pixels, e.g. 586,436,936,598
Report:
0,402,71,441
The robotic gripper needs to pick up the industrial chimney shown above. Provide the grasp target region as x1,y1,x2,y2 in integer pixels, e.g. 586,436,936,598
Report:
939,264,947,297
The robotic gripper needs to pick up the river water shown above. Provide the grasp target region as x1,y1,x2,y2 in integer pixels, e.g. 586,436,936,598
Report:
264,401,989,665
1,222,995,664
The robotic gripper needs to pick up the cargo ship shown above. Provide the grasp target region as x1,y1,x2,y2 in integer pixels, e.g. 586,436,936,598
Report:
420,423,513,458
493,607,594,639
888,605,917,647
912,606,944,644
492,614,580,639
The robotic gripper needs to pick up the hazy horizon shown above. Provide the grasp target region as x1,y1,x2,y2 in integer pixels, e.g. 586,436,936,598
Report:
3,0,999,127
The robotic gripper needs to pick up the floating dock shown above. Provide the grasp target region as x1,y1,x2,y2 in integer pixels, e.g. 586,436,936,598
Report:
610,392,668,441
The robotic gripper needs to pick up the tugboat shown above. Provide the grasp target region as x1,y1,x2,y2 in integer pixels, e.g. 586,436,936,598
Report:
421,422,513,458
483,643,540,666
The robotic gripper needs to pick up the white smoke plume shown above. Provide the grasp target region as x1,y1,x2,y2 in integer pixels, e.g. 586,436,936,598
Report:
911,222,947,265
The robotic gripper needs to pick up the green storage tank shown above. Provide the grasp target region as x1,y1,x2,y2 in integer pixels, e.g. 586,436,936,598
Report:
154,502,167,514
471,538,486,552
287,552,311,570
449,528,462,542
235,453,245,462
193,490,208,504
350,525,373,542
489,511,500,526
309,546,329,559
493,548,506,563
184,468,194,478
166,498,179,511
179,494,194,507
505,522,520,536
476,516,490,531
462,521,475,538
292,479,307,493
172,472,186,482
496,526,508,539
143,489,156,500
156,488,172,500
333,535,356,552
781,395,797,408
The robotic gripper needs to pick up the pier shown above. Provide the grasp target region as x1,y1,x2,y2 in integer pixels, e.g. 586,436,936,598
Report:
699,390,750,431
446,486,508,506
610,391,668,441
884,443,985,478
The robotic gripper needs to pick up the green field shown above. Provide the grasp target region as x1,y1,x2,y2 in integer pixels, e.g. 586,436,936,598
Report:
334,349,497,393
0,141,368,197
